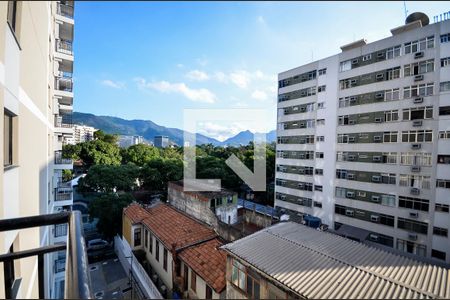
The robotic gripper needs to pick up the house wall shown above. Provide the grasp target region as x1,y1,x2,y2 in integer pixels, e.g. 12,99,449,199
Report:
181,261,222,299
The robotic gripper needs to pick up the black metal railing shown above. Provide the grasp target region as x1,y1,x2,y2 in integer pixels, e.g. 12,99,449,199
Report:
0,211,92,299
57,3,74,19
56,39,73,55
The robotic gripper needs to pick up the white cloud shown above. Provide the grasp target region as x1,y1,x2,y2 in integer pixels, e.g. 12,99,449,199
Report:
101,79,125,89
185,70,209,81
213,71,228,83
135,78,216,104
229,70,251,89
251,90,268,101
197,121,247,141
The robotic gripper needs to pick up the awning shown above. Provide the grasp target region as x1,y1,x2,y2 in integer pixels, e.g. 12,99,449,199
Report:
335,224,371,242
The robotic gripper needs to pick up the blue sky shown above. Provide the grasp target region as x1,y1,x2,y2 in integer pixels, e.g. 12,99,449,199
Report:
74,1,448,141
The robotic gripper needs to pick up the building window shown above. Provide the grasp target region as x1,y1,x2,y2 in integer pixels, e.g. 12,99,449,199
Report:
404,59,434,76
440,81,450,92
438,155,450,164
191,270,197,292
439,130,450,139
315,168,323,175
4,110,16,167
397,239,426,256
404,36,435,54
398,196,429,212
432,249,446,261
317,102,325,109
163,248,168,271
401,130,433,143
314,185,323,192
144,229,148,248
362,54,372,61
206,286,213,299
439,106,450,116
149,234,153,254
316,119,325,125
397,217,428,235
316,136,324,142
315,152,324,159
7,1,18,33
441,57,450,67
436,179,450,189
313,201,322,208
155,240,160,261
433,226,448,237
435,203,449,213
318,68,327,76
403,83,434,98
402,106,433,120
440,33,450,43
386,45,401,59
134,228,141,247
318,85,326,93
246,273,260,299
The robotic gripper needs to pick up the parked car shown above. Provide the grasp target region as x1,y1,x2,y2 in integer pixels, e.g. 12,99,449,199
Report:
87,239,109,251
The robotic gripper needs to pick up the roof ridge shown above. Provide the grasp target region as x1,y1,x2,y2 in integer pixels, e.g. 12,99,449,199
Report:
265,225,438,299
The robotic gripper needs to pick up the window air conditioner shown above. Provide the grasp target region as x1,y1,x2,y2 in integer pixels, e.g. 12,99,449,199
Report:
374,117,383,123
411,188,420,195
348,136,356,143
414,51,424,59
409,211,419,218
411,166,421,172
372,156,382,162
411,143,422,150
346,191,355,198
412,120,423,127
348,120,356,125
414,74,424,82
369,234,379,241
370,215,380,222
347,174,356,180
371,195,380,202
408,232,418,240
345,209,355,216
414,97,424,104
372,175,381,183
373,136,382,142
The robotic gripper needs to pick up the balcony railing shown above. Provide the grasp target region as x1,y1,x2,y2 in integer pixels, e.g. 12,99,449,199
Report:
0,211,92,299
54,115,73,129
55,191,72,201
55,258,66,273
56,39,73,55
57,3,74,19
55,151,73,164
55,76,73,92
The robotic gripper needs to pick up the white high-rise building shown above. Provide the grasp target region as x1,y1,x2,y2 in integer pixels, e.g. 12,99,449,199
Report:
65,124,96,144
275,13,450,264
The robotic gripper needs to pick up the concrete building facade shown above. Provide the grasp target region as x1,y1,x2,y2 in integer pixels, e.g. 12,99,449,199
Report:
275,14,450,264
154,135,169,148
65,124,96,144
0,1,74,298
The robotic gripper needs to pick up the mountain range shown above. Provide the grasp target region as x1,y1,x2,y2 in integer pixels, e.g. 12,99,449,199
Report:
72,112,276,146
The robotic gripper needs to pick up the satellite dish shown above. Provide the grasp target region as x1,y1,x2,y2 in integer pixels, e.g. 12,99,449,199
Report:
405,12,429,26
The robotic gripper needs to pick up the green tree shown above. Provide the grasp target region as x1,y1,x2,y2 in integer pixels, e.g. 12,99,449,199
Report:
62,143,81,160
94,130,118,144
141,158,183,192
77,164,139,194
78,140,122,167
121,144,160,166
88,193,133,240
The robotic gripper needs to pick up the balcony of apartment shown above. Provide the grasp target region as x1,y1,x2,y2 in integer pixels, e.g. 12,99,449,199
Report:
0,211,92,299
56,1,74,22
54,113,73,135
54,151,73,172
55,39,73,58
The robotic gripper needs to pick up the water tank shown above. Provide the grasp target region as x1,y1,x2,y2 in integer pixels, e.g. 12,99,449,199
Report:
405,12,429,26
303,215,321,229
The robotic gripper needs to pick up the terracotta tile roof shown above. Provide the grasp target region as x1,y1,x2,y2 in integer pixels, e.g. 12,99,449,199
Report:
169,181,236,202
134,203,217,250
123,204,149,224
178,238,226,293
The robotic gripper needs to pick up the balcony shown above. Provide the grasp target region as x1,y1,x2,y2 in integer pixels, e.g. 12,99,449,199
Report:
55,151,72,165
57,3,74,19
54,114,73,129
55,191,72,201
55,258,66,273
56,39,73,56
55,74,73,93
0,211,92,299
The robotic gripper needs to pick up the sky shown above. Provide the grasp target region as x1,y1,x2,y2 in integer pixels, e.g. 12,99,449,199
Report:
74,1,449,141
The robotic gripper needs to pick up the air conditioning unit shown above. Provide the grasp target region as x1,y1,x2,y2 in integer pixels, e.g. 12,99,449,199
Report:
347,174,356,180
409,211,419,218
372,156,382,162
376,73,384,81
280,195,286,200
351,59,359,64
377,52,385,58
411,188,420,195
375,93,384,99
372,175,381,183
371,195,380,202
373,136,382,142
411,143,422,150
408,232,418,240
411,166,421,172
370,215,380,222
345,209,355,216
414,51,424,59
349,96,357,102
346,191,355,198
414,74,424,82
300,106,306,112
350,79,357,84
414,97,424,104
348,120,356,125
348,137,356,143
412,120,423,127
299,123,306,128
301,91,306,97
374,117,383,123
369,234,379,241
347,154,356,161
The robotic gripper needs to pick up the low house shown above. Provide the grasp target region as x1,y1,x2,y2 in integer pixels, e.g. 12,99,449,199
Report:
122,203,227,298
221,221,450,299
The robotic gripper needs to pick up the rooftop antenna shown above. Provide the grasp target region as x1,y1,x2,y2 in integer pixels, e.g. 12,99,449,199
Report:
403,1,408,19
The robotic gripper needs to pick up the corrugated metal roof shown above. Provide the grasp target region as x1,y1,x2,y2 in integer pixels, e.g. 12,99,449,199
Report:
221,222,450,299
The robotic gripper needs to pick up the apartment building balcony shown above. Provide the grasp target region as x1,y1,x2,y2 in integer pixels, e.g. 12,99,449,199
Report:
57,2,74,20
55,39,73,60
0,211,92,299
55,150,73,165
55,74,73,92
54,114,73,135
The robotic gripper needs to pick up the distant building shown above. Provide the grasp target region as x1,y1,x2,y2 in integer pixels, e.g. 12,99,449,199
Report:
221,221,450,299
118,135,144,148
122,203,226,299
65,124,96,144
154,135,169,148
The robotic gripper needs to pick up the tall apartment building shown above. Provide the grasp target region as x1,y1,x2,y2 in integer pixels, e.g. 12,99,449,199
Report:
0,1,75,298
154,135,169,148
65,124,96,144
275,13,450,264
